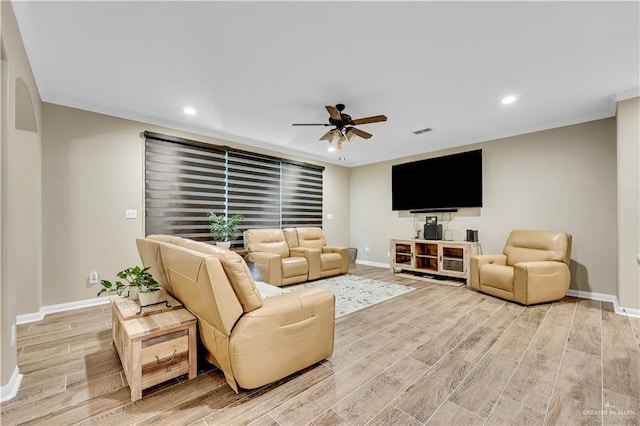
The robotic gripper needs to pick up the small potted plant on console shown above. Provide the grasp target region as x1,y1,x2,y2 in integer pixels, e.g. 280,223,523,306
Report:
97,265,159,304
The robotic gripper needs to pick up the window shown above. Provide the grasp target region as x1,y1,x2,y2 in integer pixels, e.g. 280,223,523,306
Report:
144,132,324,246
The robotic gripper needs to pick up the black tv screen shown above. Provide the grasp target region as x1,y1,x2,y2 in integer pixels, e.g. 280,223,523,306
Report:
391,149,483,211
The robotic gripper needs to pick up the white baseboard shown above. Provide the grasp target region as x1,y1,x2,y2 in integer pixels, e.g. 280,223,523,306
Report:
16,297,110,325
354,259,390,269
567,289,640,318
1,366,23,402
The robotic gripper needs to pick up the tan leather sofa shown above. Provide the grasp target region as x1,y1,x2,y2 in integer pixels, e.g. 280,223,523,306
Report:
242,228,312,286
135,234,335,392
284,227,349,280
244,227,348,286
470,230,572,305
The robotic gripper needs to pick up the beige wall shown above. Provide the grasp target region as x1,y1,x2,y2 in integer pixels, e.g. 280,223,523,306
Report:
350,119,618,297
1,0,43,391
322,163,350,247
616,97,640,310
41,103,351,306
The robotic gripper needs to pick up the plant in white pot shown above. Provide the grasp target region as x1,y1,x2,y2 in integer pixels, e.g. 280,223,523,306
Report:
207,212,244,249
136,269,161,306
97,266,159,303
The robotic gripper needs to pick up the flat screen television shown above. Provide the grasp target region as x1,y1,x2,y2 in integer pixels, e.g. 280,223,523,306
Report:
391,149,483,211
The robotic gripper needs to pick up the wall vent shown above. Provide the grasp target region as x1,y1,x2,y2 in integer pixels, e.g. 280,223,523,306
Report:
413,128,433,135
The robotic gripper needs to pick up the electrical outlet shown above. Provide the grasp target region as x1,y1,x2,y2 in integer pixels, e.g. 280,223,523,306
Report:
89,272,99,284
365,247,370,255
387,251,390,258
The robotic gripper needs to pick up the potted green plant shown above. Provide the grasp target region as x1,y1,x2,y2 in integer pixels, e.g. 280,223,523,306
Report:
97,266,159,303
207,212,244,249
138,279,162,306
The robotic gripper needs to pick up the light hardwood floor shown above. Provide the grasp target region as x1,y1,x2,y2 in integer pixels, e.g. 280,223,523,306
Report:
2,264,639,425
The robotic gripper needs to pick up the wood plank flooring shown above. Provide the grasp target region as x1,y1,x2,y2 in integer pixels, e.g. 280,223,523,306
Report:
2,264,639,425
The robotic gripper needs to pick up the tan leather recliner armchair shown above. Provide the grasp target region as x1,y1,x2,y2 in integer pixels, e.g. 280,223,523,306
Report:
284,227,349,280
243,228,315,286
470,230,572,305
136,235,335,392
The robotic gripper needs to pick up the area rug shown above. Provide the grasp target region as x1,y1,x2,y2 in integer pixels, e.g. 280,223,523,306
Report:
284,275,415,318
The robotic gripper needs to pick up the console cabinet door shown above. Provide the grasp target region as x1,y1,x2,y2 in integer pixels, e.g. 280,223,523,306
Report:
438,244,467,278
391,240,414,270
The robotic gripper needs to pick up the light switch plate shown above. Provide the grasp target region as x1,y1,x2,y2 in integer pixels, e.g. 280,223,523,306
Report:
125,209,137,219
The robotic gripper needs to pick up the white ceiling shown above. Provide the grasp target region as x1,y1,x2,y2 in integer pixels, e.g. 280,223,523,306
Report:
11,1,640,167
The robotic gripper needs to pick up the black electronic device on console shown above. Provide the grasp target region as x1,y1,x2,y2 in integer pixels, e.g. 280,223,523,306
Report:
466,229,479,242
424,216,443,240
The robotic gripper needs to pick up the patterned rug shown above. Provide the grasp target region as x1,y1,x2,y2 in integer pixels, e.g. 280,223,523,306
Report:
285,274,415,318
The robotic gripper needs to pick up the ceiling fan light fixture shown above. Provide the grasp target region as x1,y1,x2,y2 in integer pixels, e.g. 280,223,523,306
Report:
292,104,387,152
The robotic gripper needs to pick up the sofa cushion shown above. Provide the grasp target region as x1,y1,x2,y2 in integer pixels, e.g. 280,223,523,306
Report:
147,235,263,313
282,256,309,278
480,264,514,292
503,230,572,266
244,229,291,258
321,253,343,271
296,227,327,250
136,238,172,295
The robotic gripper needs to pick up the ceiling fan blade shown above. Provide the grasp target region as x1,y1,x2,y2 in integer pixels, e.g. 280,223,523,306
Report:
292,123,331,126
351,114,387,125
346,127,373,140
325,105,342,121
319,129,338,141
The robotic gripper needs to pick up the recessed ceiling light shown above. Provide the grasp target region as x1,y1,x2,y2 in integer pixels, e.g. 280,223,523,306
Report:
501,95,517,105
184,107,197,116
328,146,336,152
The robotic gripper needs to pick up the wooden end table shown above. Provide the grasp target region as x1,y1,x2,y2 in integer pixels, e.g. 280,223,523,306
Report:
111,292,197,401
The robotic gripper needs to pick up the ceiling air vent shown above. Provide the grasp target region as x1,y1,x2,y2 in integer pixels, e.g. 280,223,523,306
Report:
413,128,433,135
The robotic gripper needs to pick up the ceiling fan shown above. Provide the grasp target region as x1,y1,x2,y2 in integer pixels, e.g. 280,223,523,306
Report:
292,104,387,151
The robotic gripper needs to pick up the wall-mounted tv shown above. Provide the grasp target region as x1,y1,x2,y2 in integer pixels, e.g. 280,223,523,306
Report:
391,149,483,211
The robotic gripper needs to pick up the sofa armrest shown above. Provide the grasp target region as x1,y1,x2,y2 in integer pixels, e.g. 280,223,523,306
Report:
290,247,322,280
513,261,570,305
245,251,282,285
229,287,335,389
323,246,349,273
470,254,507,290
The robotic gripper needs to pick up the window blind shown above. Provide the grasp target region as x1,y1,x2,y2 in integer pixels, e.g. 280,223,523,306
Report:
281,162,323,227
144,132,324,246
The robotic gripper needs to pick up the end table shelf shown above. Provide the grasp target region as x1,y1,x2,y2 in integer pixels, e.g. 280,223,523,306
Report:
111,292,197,401
112,291,182,319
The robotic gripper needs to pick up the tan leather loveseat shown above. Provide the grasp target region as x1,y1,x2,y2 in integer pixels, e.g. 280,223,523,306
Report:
470,229,572,305
284,227,349,280
136,234,335,392
244,227,349,286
